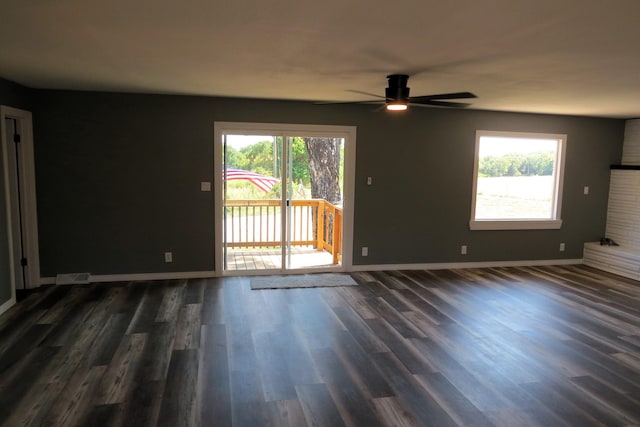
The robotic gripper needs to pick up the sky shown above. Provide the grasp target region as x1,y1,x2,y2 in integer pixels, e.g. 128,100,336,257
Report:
225,134,275,150
479,136,558,157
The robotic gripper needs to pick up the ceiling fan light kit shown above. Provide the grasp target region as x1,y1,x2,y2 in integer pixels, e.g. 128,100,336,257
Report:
318,74,477,111
385,74,410,110
386,102,408,111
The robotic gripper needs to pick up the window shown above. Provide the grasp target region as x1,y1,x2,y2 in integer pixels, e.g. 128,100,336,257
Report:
470,130,566,230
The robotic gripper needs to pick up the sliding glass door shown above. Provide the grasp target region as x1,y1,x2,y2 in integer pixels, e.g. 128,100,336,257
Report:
216,124,353,275
222,134,284,271
285,136,343,270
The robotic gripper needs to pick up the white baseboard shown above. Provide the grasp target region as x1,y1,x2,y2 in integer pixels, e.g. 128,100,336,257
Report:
349,258,583,272
40,270,216,285
37,259,583,286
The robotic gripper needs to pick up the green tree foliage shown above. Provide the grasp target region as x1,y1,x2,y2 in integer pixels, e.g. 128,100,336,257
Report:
228,138,311,183
479,152,555,177
290,137,311,185
235,140,275,175
224,146,244,170
225,137,341,202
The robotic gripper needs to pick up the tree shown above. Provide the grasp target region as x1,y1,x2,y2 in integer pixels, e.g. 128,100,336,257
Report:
237,140,274,175
229,137,342,203
290,137,311,184
224,146,244,169
303,137,341,204
479,151,555,177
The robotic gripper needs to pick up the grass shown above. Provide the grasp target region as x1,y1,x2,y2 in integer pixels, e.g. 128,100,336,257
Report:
475,176,554,219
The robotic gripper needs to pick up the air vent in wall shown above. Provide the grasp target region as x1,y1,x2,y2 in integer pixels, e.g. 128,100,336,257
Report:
55,272,91,285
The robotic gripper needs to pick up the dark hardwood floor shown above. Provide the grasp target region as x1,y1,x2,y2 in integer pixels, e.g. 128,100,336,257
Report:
1,264,640,426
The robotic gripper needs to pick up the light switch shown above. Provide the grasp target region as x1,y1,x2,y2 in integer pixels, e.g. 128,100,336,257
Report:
367,177,372,185
201,181,212,192
583,186,589,195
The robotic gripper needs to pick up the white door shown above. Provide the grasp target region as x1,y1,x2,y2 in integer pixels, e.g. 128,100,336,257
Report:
0,106,40,300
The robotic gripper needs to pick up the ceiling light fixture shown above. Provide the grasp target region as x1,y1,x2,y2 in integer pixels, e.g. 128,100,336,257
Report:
385,74,410,111
386,103,408,111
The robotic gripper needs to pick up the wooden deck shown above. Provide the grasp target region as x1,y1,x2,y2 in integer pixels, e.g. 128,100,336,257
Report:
224,198,343,268
225,246,336,271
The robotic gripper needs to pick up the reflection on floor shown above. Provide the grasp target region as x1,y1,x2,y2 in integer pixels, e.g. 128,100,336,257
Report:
226,246,337,271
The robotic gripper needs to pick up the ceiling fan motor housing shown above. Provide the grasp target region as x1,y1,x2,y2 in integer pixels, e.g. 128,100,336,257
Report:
386,74,410,101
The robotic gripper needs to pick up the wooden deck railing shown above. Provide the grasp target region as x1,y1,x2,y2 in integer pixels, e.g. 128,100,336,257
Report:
224,199,343,264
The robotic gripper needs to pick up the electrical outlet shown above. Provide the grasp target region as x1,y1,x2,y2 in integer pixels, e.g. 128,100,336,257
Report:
461,245,468,255
362,247,368,257
559,243,565,252
164,251,173,263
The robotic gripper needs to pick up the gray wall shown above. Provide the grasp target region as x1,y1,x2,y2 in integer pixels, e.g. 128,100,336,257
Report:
0,78,31,304
32,89,624,276
0,77,32,110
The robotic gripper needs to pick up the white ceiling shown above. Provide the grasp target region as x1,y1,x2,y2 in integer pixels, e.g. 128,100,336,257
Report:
1,0,639,118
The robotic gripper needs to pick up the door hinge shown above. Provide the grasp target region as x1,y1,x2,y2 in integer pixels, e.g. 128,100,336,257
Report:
21,258,28,267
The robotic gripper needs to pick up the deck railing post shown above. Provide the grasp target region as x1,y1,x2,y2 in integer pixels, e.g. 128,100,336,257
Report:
333,208,342,264
316,200,325,251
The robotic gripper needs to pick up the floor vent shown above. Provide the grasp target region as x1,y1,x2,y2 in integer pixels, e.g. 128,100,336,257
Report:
56,272,92,285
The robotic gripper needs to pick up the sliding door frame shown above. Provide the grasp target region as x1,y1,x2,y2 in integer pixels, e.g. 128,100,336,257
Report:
213,122,356,276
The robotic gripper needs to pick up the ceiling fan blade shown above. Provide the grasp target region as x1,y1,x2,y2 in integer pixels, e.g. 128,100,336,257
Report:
314,100,385,105
346,89,387,99
409,100,472,108
410,92,477,102
314,100,361,105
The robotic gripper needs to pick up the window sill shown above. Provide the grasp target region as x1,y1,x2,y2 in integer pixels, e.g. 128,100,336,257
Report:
469,219,563,230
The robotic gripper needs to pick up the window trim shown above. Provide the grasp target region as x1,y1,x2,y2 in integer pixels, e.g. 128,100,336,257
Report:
469,130,567,231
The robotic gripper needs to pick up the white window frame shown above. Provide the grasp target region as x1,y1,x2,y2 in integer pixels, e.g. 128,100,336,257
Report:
470,130,567,231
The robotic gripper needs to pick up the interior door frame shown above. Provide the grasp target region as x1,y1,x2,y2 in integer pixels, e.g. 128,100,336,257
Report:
213,122,356,276
0,106,41,296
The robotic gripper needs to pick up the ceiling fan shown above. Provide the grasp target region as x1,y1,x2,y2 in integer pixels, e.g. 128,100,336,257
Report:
323,74,477,111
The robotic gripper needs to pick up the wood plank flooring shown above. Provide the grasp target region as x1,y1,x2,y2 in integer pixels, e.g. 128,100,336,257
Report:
1,264,640,426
